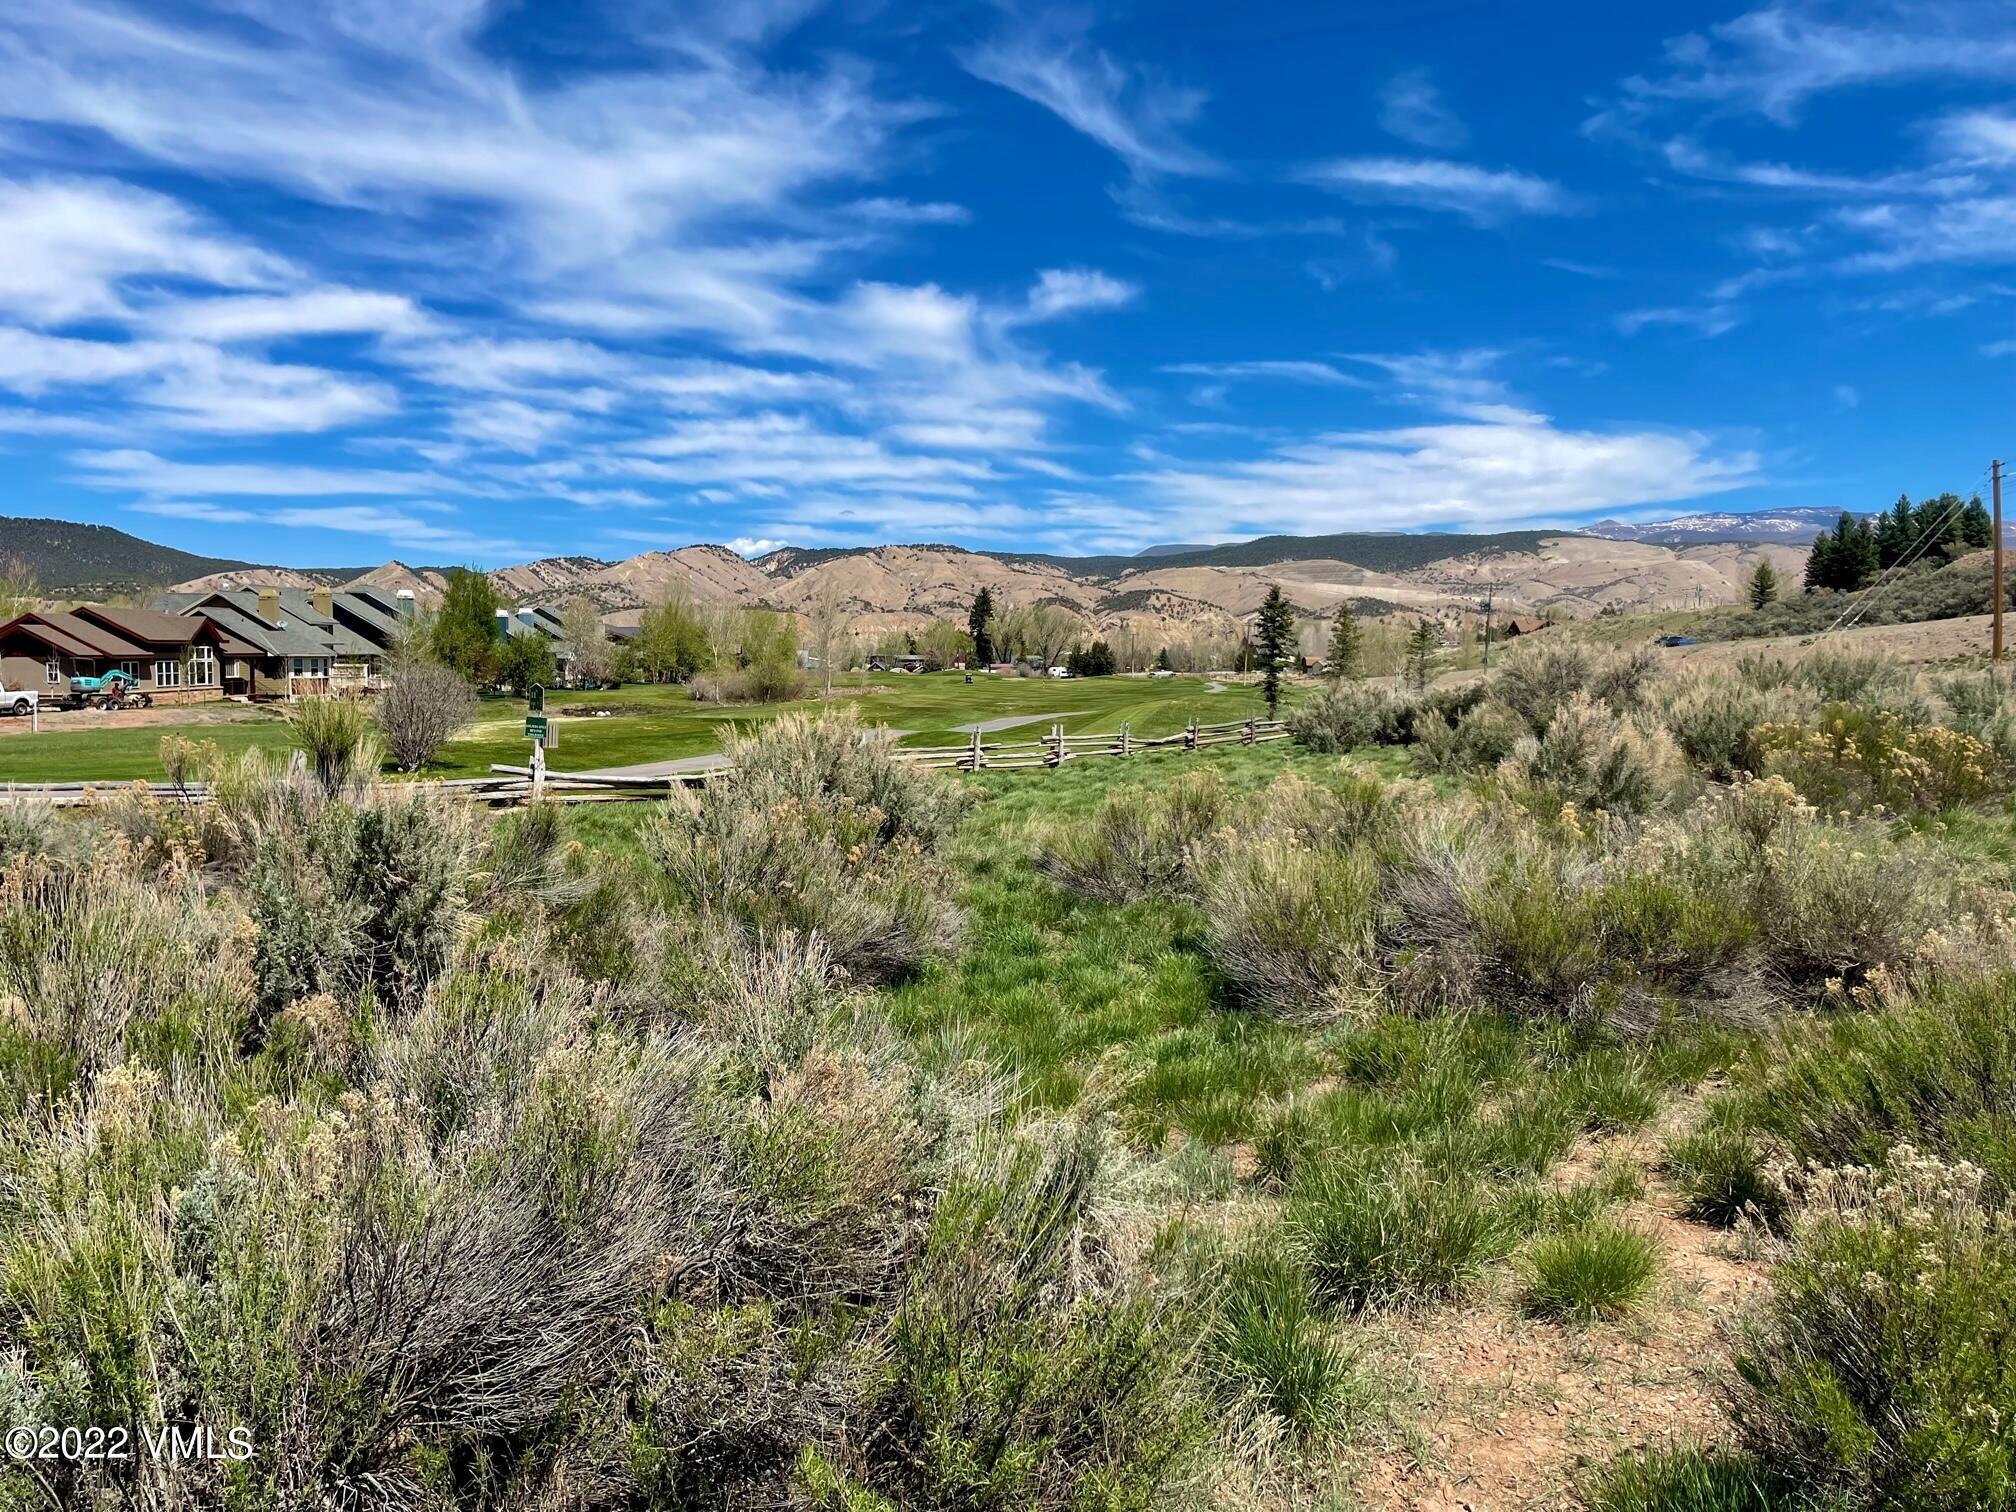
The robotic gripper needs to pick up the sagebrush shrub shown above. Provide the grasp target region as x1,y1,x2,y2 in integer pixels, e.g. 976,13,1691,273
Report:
1033,767,1230,902
1754,705,2007,814
645,714,968,984
1727,1149,2016,1509
1199,835,1378,1020
288,694,383,796
1730,973,2016,1192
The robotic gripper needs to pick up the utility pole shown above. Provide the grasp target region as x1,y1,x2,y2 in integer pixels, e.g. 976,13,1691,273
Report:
1479,581,1495,669
1995,458,2005,664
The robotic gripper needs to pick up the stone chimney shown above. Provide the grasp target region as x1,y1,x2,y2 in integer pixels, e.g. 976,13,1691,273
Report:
395,589,416,618
310,586,333,618
256,588,281,624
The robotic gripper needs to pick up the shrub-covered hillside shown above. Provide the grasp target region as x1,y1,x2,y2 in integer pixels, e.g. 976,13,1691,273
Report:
4,644,2016,1508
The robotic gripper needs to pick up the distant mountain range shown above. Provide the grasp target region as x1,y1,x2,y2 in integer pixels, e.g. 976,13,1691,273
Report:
1584,508,1849,545
8,511,1823,639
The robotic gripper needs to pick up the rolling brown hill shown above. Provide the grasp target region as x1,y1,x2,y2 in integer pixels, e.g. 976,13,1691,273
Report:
165,531,1811,639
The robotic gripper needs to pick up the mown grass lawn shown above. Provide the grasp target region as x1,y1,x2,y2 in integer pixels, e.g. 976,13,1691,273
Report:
0,670,1282,784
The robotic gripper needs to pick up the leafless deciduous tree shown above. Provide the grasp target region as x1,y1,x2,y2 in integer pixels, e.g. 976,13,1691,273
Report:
807,579,855,695
376,661,480,772
558,596,614,687
0,554,37,623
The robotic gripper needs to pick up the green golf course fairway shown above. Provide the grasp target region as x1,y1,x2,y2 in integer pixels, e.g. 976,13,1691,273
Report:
0,672,1279,784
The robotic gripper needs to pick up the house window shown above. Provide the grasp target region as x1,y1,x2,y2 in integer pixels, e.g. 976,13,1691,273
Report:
190,646,216,685
291,656,330,678
156,658,182,688
44,658,58,684
118,660,142,680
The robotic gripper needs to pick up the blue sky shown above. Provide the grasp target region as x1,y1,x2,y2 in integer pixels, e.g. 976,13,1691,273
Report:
0,0,2013,566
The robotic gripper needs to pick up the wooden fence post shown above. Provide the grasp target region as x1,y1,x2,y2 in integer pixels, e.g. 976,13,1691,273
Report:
1045,722,1063,768
1184,719,1198,752
1242,718,1256,745
1119,721,1131,757
968,727,984,771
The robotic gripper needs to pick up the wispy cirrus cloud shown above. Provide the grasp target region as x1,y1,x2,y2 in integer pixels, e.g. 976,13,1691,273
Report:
960,17,1219,179
1378,68,1467,150
1302,156,1577,224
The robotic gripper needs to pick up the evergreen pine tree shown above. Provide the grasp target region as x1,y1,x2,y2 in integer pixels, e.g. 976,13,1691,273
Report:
1962,495,1995,550
1326,603,1363,679
1404,618,1438,692
1254,586,1295,717
1155,646,1172,671
967,586,995,665
1804,528,1835,591
1747,558,1780,611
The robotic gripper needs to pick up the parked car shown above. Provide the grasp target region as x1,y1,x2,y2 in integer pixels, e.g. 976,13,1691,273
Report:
1656,635,1699,648
1047,665,1073,678
0,675,37,717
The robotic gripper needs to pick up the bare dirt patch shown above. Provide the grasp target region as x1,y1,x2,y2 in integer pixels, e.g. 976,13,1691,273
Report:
1348,1116,1768,1511
0,701,287,739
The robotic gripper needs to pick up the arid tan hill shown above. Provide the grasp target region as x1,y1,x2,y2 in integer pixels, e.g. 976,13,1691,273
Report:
343,561,452,606
171,564,332,593
566,545,775,613
490,555,608,603
765,545,1101,618
170,533,1814,636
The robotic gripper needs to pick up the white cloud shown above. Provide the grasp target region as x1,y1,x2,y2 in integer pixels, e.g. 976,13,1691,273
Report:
1378,68,1467,150
1163,360,1364,387
0,328,393,432
72,448,464,497
149,288,435,342
1834,195,2016,270
1130,409,1756,539
961,22,1219,178
449,398,576,453
1020,268,1139,322
725,536,786,556
1611,3,2016,127
0,176,291,325
136,496,533,556
1303,156,1577,223
1617,304,1744,337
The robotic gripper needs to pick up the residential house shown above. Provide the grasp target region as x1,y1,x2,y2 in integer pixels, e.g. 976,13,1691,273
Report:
0,606,252,705
1501,616,1550,638
156,586,418,699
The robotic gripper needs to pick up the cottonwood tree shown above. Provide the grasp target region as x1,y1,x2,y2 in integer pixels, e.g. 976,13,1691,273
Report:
559,596,614,687
0,555,38,623
632,589,712,683
431,568,502,686
1255,586,1295,717
808,579,856,694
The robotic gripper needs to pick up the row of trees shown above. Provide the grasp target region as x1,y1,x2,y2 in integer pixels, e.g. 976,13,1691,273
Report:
1804,494,1994,593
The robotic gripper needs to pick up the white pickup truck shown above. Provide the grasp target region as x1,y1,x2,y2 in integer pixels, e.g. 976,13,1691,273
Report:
0,675,38,717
